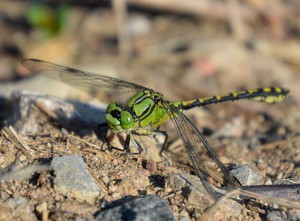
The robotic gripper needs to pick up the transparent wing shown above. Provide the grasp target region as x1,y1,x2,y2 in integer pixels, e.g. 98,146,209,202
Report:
161,100,242,198
22,59,146,104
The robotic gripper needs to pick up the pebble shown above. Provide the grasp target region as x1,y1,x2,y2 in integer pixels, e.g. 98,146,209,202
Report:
19,154,27,162
267,210,300,221
0,197,36,220
94,195,174,221
51,154,101,202
228,164,263,185
4,197,28,207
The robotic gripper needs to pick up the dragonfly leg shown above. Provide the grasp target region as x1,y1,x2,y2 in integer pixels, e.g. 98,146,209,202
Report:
98,123,108,150
98,125,167,156
98,123,108,141
97,123,133,154
123,133,143,155
124,133,130,152
157,130,168,156
131,129,168,156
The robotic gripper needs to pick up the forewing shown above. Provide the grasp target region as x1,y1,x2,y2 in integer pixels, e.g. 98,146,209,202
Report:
161,100,242,198
22,59,146,104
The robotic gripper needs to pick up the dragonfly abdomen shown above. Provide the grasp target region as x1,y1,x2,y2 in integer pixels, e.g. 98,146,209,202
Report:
175,87,290,111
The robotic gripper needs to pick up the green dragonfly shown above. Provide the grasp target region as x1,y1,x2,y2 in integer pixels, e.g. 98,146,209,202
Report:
22,59,290,198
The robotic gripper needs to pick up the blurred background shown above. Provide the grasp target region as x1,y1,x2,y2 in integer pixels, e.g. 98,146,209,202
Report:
0,0,299,103
0,2,299,219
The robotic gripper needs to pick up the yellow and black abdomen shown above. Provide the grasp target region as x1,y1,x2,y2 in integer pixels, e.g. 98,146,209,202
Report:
248,87,290,103
174,87,290,111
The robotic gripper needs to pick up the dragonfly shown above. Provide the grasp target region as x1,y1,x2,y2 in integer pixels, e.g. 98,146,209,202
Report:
22,58,290,198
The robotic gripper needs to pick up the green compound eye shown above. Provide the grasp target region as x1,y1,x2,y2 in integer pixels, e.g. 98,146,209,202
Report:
120,111,134,129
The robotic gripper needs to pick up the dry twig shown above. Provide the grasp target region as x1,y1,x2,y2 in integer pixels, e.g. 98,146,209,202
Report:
2,125,34,161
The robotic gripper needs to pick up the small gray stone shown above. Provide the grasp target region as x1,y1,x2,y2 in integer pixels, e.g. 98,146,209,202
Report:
267,211,288,221
286,211,300,221
267,208,300,221
228,164,263,185
94,195,174,221
4,197,28,207
51,155,101,202
0,197,36,220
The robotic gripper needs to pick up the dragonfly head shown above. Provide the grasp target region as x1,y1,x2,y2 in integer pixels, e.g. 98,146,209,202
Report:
105,103,134,133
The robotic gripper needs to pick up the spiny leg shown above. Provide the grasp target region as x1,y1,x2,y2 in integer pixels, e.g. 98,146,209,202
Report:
153,126,169,155
123,133,143,155
131,129,168,156
131,129,171,165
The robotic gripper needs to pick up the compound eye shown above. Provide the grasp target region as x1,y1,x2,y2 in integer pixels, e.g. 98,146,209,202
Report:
121,111,134,129
110,110,121,119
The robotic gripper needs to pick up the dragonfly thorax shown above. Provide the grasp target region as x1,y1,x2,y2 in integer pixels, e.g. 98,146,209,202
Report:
105,102,135,133
105,89,169,133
